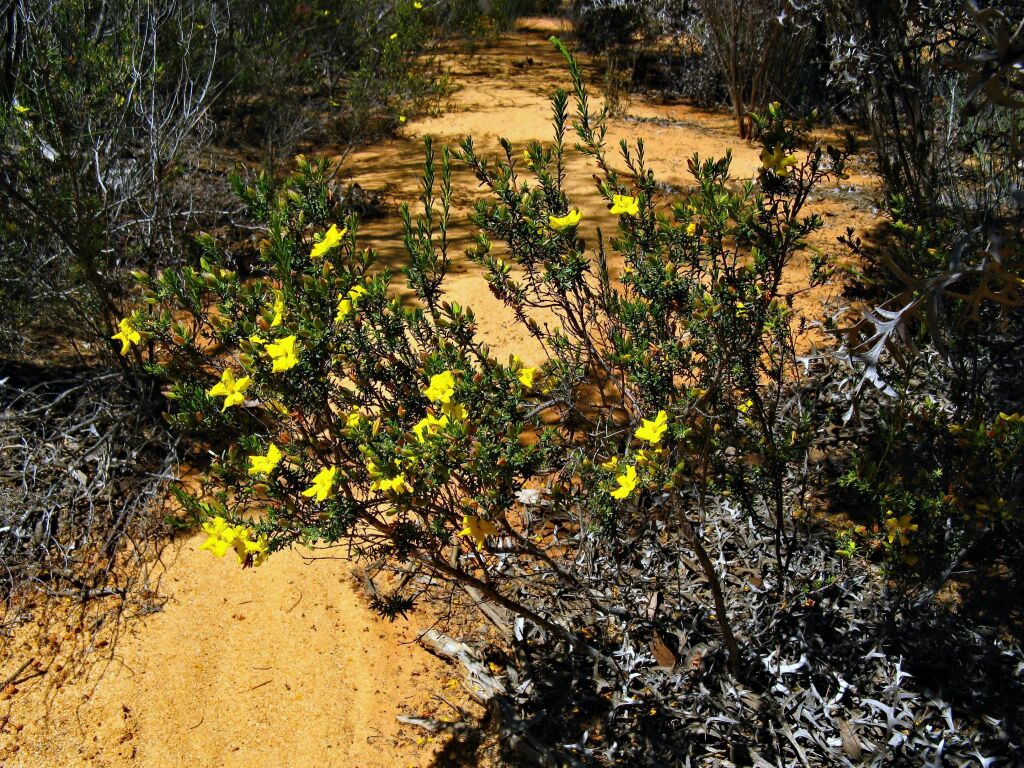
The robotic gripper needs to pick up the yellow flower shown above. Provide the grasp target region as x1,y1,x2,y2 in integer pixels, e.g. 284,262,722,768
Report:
336,284,368,322
199,516,233,557
14,104,29,115
635,447,665,467
233,530,270,567
609,194,639,216
302,466,337,502
368,459,411,494
376,473,411,494
884,514,918,547
336,297,355,322
202,521,269,567
271,290,285,327
208,369,251,411
265,335,300,372
423,370,456,403
441,401,468,421
398,115,407,123
610,464,638,500
413,1,423,7
346,408,363,428
390,32,398,40
310,224,347,259
201,516,230,537
199,519,267,567
635,410,668,444
548,209,582,231
111,318,142,356
458,514,499,550
737,399,754,414
511,355,537,388
413,413,449,442
685,221,698,237
200,526,234,557
760,146,798,177
600,456,619,471
248,443,283,476
249,333,267,345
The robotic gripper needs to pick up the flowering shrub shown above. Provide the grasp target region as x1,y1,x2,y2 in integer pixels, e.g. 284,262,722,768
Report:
837,398,1024,589
124,40,852,674
458,62,850,661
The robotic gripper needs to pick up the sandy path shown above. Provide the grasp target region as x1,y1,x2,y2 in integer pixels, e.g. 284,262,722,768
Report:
4,545,453,767
344,15,875,363
2,16,879,767
345,15,770,364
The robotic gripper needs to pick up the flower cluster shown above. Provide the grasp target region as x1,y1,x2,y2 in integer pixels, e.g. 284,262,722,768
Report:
199,516,269,568
422,370,470,422
604,410,670,501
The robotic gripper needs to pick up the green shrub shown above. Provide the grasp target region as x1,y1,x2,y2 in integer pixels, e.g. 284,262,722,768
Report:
837,401,1023,585
126,41,852,676
0,0,219,355
209,0,441,160
821,0,1024,227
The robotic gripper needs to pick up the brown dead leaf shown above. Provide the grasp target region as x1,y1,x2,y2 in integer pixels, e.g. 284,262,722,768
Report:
650,631,677,670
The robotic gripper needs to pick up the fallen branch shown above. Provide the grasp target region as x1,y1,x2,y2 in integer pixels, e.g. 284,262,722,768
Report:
415,629,571,767
396,715,471,734
43,587,126,600
418,628,506,704
0,658,34,690
464,584,514,640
